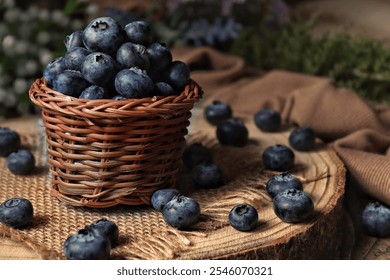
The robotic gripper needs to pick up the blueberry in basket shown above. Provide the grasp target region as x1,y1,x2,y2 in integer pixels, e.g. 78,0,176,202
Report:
116,42,150,70
191,162,224,189
64,47,91,71
124,20,152,46
64,227,111,260
43,57,66,87
151,188,181,212
289,126,316,151
147,42,173,72
182,143,213,170
153,82,176,97
7,149,35,175
216,118,248,147
88,218,119,247
204,101,233,126
0,197,34,229
273,189,314,223
0,127,21,157
165,61,191,91
254,108,281,132
115,67,154,98
262,144,295,172
266,172,303,198
361,202,390,238
162,195,200,229
80,85,110,100
81,52,118,87
229,204,258,231
52,70,90,98
64,30,85,51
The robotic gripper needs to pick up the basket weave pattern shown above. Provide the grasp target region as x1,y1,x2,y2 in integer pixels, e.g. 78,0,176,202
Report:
29,78,203,208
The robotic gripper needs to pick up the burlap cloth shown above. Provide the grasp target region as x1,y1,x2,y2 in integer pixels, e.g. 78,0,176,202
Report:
0,46,389,259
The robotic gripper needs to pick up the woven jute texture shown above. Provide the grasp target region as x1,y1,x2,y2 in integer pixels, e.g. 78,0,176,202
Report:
0,114,346,260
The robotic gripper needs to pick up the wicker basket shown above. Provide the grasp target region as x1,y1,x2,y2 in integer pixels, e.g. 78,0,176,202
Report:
29,78,203,208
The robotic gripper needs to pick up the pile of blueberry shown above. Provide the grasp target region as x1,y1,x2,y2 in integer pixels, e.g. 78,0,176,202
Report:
0,127,35,175
44,17,190,100
63,218,119,260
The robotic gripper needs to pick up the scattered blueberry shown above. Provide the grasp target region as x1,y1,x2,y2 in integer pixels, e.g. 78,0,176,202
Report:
88,218,119,247
153,82,176,97
147,42,172,72
273,189,314,223
81,52,117,87
7,149,35,175
82,16,124,56
361,202,390,238
115,67,154,98
254,108,281,132
191,162,224,189
43,57,66,87
182,143,213,170
289,126,316,151
116,42,150,70
166,61,190,90
63,227,111,260
64,47,90,71
204,101,233,126
162,195,200,229
52,70,90,97
124,20,152,45
64,30,85,51
151,188,181,212
266,172,303,198
216,118,249,147
0,127,21,157
229,204,258,231
0,198,34,229
262,144,295,171
80,85,109,100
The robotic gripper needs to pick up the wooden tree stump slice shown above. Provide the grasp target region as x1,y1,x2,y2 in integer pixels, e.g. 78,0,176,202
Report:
0,112,346,260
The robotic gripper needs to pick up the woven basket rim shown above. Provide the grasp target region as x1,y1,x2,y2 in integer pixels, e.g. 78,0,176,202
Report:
29,77,203,119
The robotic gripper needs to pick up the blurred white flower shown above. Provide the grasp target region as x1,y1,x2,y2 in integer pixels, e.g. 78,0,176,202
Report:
3,90,17,107
2,34,15,48
0,88,6,102
13,78,28,94
51,9,65,24
15,40,29,54
25,60,38,75
38,9,49,21
39,49,53,65
4,7,21,22
27,6,39,19
86,4,99,16
37,31,50,45
1,0,15,8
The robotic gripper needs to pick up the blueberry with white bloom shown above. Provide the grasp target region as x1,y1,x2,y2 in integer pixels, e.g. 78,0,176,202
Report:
81,52,117,87
64,30,85,51
115,67,154,98
43,57,66,87
52,70,90,97
64,47,90,71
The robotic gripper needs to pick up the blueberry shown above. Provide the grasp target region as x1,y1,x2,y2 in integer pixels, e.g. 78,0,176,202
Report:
182,143,213,170
52,70,90,97
43,57,66,87
81,52,117,87
82,17,124,56
204,101,233,126
229,204,258,231
80,85,109,100
88,218,119,247
191,162,224,189
254,108,281,132
262,144,295,171
116,42,150,70
147,42,172,71
166,61,190,90
115,67,154,98
64,30,85,51
162,195,200,229
216,118,249,147
64,47,90,71
112,95,126,101
266,172,303,198
273,189,314,223
151,188,181,212
0,127,21,157
153,82,176,97
289,126,316,151
7,149,35,175
0,198,33,229
362,202,390,238
124,20,152,45
63,227,111,260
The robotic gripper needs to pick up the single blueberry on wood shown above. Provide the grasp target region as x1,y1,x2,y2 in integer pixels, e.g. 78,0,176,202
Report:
266,172,303,198
88,218,119,247
288,126,316,151
151,188,181,212
191,162,224,189
0,127,21,157
229,204,258,231
254,108,281,132
204,101,233,126
262,144,295,171
0,198,33,229
273,189,314,223
162,195,200,229
7,149,35,175
362,202,390,238
216,118,249,147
